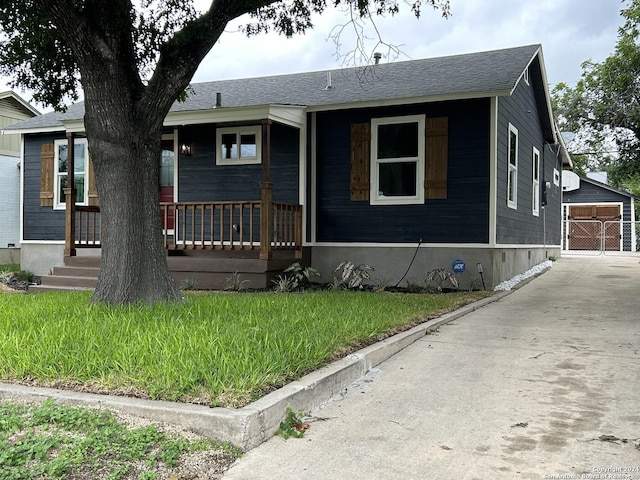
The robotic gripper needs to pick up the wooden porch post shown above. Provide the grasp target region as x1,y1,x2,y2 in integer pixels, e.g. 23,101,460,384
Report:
64,133,76,257
295,207,303,259
260,119,273,260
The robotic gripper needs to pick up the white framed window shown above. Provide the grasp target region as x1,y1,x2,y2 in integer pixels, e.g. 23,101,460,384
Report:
523,67,530,85
54,138,88,210
532,146,540,216
507,124,518,209
370,114,425,205
216,126,261,165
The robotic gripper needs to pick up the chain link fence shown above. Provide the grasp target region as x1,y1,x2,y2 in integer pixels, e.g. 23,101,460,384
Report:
563,220,640,256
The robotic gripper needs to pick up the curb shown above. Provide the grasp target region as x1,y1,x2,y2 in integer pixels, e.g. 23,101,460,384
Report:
0,282,532,451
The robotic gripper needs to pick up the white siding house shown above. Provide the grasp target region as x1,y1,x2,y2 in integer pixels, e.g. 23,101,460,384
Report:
0,91,40,262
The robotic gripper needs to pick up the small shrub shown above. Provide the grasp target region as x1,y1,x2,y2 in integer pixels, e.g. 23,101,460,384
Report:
14,270,36,283
334,261,374,290
548,255,557,262
275,407,309,439
224,272,249,291
424,268,459,293
0,271,13,283
272,275,297,293
180,277,198,291
283,262,320,290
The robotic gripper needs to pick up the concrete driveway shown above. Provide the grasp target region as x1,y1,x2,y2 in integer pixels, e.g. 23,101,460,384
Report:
223,256,640,480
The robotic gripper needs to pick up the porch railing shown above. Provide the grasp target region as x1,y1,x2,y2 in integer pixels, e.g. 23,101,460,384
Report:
64,191,302,259
160,200,302,257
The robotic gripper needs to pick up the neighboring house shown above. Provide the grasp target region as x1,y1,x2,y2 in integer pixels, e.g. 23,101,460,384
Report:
562,171,638,252
0,91,40,263
6,44,570,290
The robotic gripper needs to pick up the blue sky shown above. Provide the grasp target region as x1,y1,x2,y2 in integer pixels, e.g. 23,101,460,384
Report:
1,0,626,110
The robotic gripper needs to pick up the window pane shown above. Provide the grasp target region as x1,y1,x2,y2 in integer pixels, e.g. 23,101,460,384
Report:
74,175,85,202
160,149,174,187
58,176,67,204
58,145,68,173
379,162,417,197
74,144,85,173
377,122,418,159
239,134,257,158
508,169,516,202
221,133,237,159
509,131,517,166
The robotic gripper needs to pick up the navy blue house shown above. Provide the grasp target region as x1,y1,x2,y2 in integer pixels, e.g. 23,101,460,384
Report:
7,44,570,289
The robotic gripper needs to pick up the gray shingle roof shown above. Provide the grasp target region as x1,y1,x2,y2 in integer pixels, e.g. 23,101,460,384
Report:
7,44,541,131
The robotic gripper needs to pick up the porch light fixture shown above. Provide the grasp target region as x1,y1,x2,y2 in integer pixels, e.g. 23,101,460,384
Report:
180,143,192,156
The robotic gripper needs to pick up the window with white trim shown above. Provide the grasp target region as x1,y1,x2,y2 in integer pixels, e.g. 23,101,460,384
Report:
54,138,88,210
532,146,540,216
507,124,518,209
216,126,261,165
370,115,425,205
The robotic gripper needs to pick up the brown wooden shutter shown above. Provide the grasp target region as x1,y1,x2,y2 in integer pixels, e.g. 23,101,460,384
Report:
350,122,370,201
425,117,448,199
88,156,98,206
40,143,55,207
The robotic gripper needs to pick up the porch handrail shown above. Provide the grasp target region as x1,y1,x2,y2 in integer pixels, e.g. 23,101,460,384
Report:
160,199,303,258
65,192,302,258
65,189,101,255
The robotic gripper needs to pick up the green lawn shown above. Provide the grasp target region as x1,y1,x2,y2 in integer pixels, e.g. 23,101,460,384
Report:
0,289,491,408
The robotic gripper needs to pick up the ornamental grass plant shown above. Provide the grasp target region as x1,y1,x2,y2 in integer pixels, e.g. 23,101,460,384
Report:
0,289,490,408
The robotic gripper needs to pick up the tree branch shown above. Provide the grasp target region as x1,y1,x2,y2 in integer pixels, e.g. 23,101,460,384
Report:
143,0,281,116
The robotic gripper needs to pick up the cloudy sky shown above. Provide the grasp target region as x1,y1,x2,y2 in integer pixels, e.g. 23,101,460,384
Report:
192,0,625,89
2,0,627,110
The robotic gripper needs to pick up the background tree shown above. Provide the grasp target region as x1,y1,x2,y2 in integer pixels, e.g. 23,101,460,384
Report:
552,0,640,194
0,0,450,305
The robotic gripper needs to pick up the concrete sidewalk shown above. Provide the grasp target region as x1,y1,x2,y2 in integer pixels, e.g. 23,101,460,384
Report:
222,256,640,479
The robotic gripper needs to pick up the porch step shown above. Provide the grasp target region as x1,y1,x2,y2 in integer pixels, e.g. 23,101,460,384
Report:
31,267,98,293
28,284,96,293
29,251,309,293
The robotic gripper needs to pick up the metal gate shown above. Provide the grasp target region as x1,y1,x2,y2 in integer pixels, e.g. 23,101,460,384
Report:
562,220,640,256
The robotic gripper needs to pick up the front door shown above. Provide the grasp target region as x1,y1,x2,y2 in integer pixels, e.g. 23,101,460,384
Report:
159,139,175,230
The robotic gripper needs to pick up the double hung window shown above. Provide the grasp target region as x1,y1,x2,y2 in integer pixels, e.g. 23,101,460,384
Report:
507,124,518,209
532,146,540,216
370,115,425,205
54,138,88,209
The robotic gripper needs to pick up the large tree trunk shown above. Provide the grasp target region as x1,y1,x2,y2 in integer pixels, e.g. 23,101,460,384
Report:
85,110,182,305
